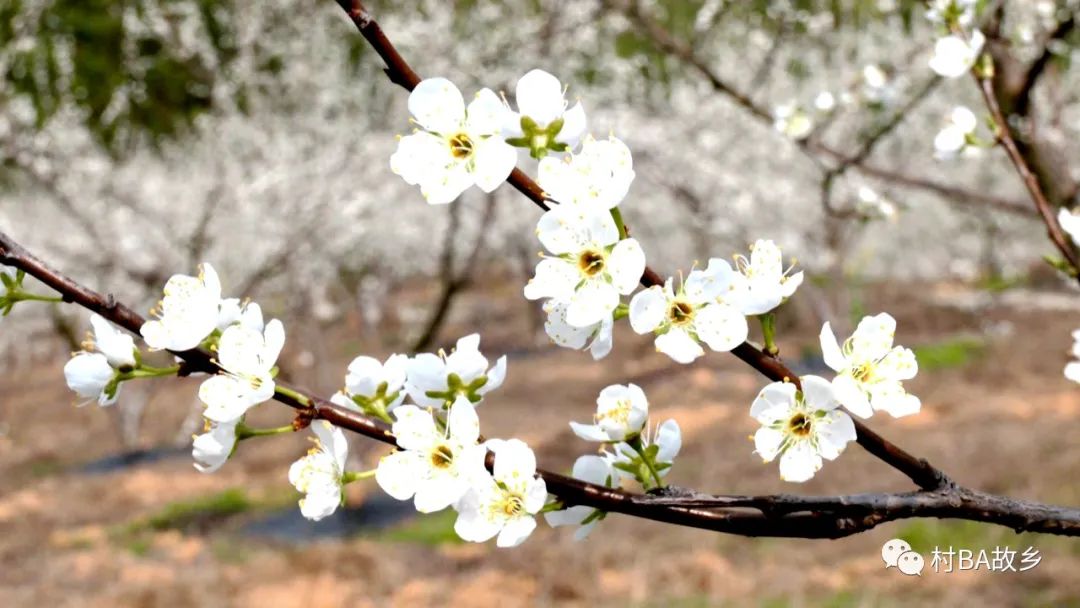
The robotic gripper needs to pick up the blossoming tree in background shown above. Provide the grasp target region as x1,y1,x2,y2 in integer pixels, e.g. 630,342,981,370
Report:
1,0,1080,548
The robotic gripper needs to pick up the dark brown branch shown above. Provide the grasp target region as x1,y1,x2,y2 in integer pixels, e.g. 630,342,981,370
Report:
3,228,1080,538
331,0,945,490
975,68,1080,279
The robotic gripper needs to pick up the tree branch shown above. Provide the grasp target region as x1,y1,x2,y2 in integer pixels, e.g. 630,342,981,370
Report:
3,228,1080,538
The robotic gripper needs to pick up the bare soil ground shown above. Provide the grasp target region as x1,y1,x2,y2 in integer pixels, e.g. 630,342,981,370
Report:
1,281,1079,607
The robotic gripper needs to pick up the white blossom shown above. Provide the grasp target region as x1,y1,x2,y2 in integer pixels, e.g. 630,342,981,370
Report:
503,69,587,157
814,91,836,112
405,334,506,408
289,420,349,521
376,396,486,513
629,260,749,364
544,454,616,540
570,383,649,442
542,299,614,360
934,106,978,160
820,313,920,418
926,0,977,27
773,102,813,139
524,205,645,327
198,307,285,422
1064,329,1080,384
390,77,517,205
63,352,117,406
454,438,548,547
192,417,239,473
929,30,985,78
734,240,804,316
1058,207,1080,245
141,263,223,351
87,314,137,368
330,353,409,414
537,135,634,210
750,375,857,483
855,186,898,220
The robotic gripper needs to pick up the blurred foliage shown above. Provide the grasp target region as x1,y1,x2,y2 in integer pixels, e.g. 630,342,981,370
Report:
373,508,462,545
1,0,248,153
913,336,986,371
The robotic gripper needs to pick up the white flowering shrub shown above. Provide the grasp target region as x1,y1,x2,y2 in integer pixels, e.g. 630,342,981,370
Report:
1,0,1080,557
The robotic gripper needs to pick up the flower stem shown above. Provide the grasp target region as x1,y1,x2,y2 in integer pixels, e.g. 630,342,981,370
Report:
629,436,666,490
236,423,295,440
275,385,312,407
759,313,779,357
341,469,376,485
610,206,629,240
9,292,64,304
130,364,180,378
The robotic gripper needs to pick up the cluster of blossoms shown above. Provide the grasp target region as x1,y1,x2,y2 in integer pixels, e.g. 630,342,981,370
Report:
42,59,941,550
750,312,920,481
927,1,985,79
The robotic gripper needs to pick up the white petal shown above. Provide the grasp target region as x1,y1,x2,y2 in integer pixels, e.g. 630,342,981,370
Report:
877,347,918,381
628,287,666,334
448,396,481,443
831,374,873,418
608,239,646,295
566,280,618,328
472,137,517,193
64,353,114,402
778,441,821,482
299,487,341,521
524,258,578,302
515,69,565,126
492,438,537,482
572,454,614,486
545,505,590,528
497,516,537,548
750,382,797,422
409,77,466,133
816,412,856,460
655,419,682,464
390,132,451,185
376,450,423,501
869,383,922,418
558,102,587,148
589,317,614,360
800,375,839,411
419,162,474,205
819,322,847,372
480,355,507,395
753,427,784,462
693,303,748,353
466,88,510,136
413,475,467,513
392,405,439,451
655,328,704,364
569,422,611,442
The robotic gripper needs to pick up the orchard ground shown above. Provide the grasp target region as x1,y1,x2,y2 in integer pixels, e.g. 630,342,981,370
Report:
1,278,1079,607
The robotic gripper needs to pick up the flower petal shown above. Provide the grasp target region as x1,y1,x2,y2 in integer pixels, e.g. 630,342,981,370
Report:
409,77,465,133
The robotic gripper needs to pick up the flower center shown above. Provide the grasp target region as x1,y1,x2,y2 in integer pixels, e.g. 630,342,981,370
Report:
787,413,812,437
499,493,526,517
851,362,875,383
449,133,474,159
430,443,454,469
578,249,606,276
667,300,694,326
598,399,631,425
